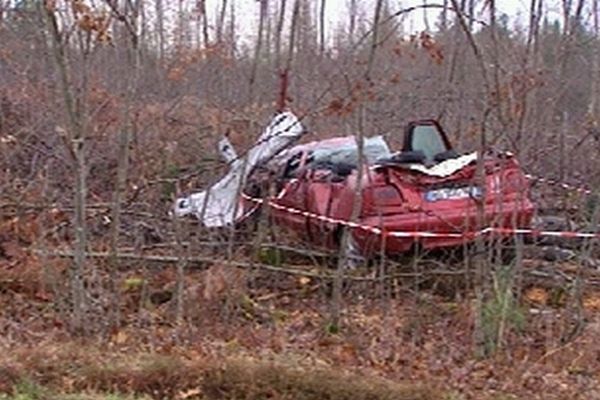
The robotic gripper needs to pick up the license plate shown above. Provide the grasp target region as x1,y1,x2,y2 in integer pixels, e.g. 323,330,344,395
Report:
424,186,482,202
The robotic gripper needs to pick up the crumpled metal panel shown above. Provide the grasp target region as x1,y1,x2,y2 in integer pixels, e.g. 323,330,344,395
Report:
174,111,304,226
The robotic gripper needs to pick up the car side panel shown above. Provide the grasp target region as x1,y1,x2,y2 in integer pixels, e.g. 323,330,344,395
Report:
270,178,310,238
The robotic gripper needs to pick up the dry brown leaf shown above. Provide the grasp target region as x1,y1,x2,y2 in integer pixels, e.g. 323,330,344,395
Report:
177,387,202,399
113,330,129,344
583,296,600,311
525,287,549,305
298,276,311,286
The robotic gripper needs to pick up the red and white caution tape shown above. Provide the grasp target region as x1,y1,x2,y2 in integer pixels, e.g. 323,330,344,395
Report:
241,193,600,240
483,227,599,239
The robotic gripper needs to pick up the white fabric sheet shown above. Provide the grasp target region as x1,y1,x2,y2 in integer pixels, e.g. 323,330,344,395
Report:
396,151,477,177
174,111,304,226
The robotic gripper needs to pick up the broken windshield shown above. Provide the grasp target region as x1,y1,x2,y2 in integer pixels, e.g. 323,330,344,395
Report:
309,136,391,168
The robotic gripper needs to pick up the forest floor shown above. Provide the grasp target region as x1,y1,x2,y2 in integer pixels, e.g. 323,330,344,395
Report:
1,187,600,399
1,233,600,400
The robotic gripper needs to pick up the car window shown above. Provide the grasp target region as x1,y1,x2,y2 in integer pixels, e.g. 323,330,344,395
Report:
310,136,391,168
410,125,449,163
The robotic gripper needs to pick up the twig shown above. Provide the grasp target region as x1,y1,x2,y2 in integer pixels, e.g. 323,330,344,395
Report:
36,249,332,278
35,249,600,286
36,249,466,281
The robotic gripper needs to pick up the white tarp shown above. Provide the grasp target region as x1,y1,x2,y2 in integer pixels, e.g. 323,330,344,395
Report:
174,111,304,226
217,135,239,167
396,151,477,177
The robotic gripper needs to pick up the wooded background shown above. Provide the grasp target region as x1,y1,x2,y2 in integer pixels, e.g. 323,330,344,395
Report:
0,1,599,398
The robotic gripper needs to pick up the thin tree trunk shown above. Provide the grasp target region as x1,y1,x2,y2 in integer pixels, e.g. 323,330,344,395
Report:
467,0,474,31
229,0,236,57
449,0,490,93
42,3,88,334
274,0,287,70
562,194,599,343
515,0,542,154
200,0,209,47
472,111,491,358
319,0,326,54
173,202,187,325
249,0,268,101
285,0,300,72
138,0,147,61
265,3,272,65
573,0,585,31
559,111,568,181
178,0,185,47
562,0,572,36
196,9,201,49
156,0,165,63
217,0,228,43
441,0,448,31
366,0,384,79
330,106,365,331
489,0,505,126
555,1,576,178
349,0,357,46
588,0,599,122
450,0,493,357
331,0,385,328
107,0,141,331
422,0,431,31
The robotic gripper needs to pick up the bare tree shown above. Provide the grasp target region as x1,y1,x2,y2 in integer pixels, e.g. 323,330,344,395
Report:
330,0,383,330
514,0,544,153
230,0,236,56
467,0,475,30
274,0,287,70
319,0,326,54
103,0,142,331
366,0,384,78
285,0,300,74
41,1,90,334
155,0,165,63
199,0,210,47
588,0,599,123
217,0,228,43
441,0,448,30
249,0,268,101
177,0,187,46
349,0,357,45
423,0,431,31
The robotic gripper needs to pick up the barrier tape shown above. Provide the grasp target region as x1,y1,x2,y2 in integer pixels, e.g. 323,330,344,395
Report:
525,174,593,196
241,192,600,240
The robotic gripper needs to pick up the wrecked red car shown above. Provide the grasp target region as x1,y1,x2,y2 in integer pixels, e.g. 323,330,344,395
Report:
244,120,535,256
175,112,535,256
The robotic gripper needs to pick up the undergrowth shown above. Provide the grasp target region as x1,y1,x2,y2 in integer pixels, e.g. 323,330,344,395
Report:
0,344,439,400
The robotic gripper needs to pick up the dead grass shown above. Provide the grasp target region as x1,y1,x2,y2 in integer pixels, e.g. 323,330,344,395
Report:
80,353,202,399
203,358,438,400
0,343,439,400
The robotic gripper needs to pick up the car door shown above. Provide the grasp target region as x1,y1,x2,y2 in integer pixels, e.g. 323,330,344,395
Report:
304,168,339,246
270,151,311,237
